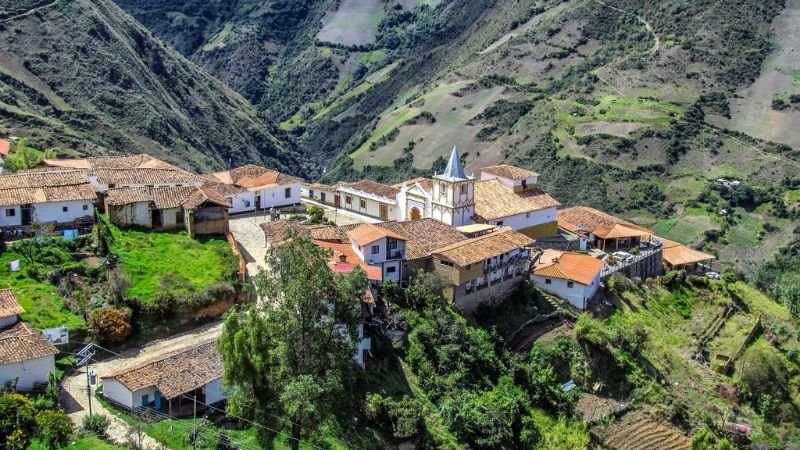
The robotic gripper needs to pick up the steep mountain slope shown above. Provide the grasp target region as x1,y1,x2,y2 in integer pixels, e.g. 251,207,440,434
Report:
0,0,300,173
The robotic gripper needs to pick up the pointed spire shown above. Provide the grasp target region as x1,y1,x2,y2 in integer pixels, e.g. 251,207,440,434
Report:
441,145,467,180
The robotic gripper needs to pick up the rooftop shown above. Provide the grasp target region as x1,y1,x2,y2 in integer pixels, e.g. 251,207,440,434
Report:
103,340,222,400
208,164,302,190
481,164,538,180
376,219,468,260
660,238,716,267
340,179,400,199
0,139,9,157
313,240,383,281
105,186,231,210
533,252,605,285
436,145,468,180
0,289,24,319
42,154,180,171
94,167,202,186
473,179,560,221
393,177,434,192
557,206,652,238
0,170,96,207
347,223,406,247
432,227,534,266
0,321,59,365
259,220,311,245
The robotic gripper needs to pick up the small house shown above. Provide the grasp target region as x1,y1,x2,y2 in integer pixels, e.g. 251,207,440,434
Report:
101,340,225,413
660,238,716,273
0,290,58,390
473,177,561,238
205,164,303,213
558,206,653,252
346,223,407,282
531,251,605,310
336,180,401,221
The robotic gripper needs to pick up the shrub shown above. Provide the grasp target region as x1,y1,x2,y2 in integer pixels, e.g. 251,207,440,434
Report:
35,410,73,449
721,268,737,284
88,306,132,344
607,272,632,294
0,393,36,449
365,394,424,439
81,414,109,436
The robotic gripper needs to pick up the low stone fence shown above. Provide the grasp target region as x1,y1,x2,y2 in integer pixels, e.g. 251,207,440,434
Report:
226,231,247,282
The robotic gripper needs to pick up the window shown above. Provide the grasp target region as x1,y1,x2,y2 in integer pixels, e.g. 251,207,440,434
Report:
176,210,185,224
360,199,366,209
244,200,251,207
386,266,397,274
345,196,352,205
567,281,574,288
460,183,467,194
521,179,527,188
371,245,380,255
83,204,89,211
545,279,552,285
285,187,291,198
441,260,454,267
496,221,503,226
62,206,69,212
309,189,315,198
525,212,531,218
5,208,15,217
465,264,471,270
441,184,448,195
389,240,398,249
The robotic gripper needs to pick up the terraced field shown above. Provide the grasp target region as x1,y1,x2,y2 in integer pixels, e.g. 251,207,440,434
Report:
601,411,690,450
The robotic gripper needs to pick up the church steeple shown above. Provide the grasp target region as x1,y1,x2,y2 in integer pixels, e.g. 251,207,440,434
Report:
440,145,467,180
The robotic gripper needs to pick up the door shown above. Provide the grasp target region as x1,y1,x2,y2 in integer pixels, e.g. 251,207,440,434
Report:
410,207,421,221
255,195,261,209
379,204,389,220
320,192,326,204
151,210,162,229
334,195,341,208
154,391,162,410
21,205,32,225
141,394,149,407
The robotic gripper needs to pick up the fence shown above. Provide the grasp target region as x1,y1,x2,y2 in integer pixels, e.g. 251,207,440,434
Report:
601,247,663,280
226,231,247,282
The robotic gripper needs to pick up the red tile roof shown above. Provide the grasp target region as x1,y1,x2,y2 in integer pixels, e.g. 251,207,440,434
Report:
0,139,10,157
347,223,405,247
533,252,604,285
432,227,534,266
481,164,538,180
313,240,383,281
0,290,24,319
0,321,59,364
340,180,400,199
660,238,716,267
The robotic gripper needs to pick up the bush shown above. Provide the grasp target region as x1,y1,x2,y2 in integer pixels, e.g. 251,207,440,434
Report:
0,393,36,449
35,410,73,449
365,394,424,439
88,306,132,344
607,272,632,294
81,414,109,436
721,268,737,284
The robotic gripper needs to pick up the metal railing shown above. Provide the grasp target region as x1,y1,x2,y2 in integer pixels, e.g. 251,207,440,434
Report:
600,246,662,278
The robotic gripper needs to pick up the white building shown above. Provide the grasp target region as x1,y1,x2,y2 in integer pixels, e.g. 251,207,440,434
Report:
101,340,225,411
346,223,407,282
531,251,605,310
0,290,58,390
429,146,475,227
205,164,303,214
336,180,401,221
0,170,96,229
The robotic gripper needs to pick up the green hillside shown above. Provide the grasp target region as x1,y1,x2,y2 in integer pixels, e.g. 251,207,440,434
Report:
0,0,300,173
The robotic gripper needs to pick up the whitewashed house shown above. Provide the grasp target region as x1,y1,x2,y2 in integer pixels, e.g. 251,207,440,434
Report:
0,290,58,390
205,164,303,213
336,180,401,221
531,251,605,310
101,341,225,412
346,223,407,282
0,170,96,230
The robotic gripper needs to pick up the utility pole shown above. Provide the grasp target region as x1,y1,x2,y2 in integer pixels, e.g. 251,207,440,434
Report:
85,365,92,417
76,343,96,417
193,394,197,450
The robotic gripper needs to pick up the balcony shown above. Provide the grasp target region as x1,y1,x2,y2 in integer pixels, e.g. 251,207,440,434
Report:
386,249,405,260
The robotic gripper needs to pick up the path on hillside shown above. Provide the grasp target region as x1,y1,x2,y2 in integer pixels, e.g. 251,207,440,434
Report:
0,1,58,23
228,214,270,278
592,0,660,53
60,324,222,449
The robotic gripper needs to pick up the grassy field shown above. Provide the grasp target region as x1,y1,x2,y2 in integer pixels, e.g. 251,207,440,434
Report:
201,23,233,52
0,243,86,331
108,222,235,304
651,207,720,245
29,434,125,449
316,0,384,46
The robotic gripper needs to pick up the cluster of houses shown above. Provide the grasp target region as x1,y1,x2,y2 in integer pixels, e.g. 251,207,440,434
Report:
0,145,719,414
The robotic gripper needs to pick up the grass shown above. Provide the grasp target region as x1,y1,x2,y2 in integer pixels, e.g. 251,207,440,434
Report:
0,244,86,332
726,211,762,247
107,222,235,304
29,434,126,449
555,95,683,128
201,23,233,52
652,209,719,245
530,408,589,449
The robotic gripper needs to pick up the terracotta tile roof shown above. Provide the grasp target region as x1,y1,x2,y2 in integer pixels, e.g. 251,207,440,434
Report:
103,341,222,400
0,139,9,157
557,207,651,238
473,179,560,221
43,154,178,171
376,219,467,260
0,170,95,206
532,252,604,285
660,238,716,266
0,290,24,319
393,177,434,192
481,164,538,180
533,249,566,269
347,223,405,247
308,223,358,242
432,227,534,266
208,165,303,190
313,240,383,281
105,186,231,210
0,321,59,364
339,180,400,199
94,168,202,186
260,220,311,245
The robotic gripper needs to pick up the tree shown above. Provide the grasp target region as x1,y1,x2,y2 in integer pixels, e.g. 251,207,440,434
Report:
218,235,367,450
88,306,132,344
35,410,73,449
0,393,36,449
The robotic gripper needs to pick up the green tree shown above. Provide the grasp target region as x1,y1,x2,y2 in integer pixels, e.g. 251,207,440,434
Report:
0,393,36,449
35,409,73,449
88,306,133,344
218,235,367,450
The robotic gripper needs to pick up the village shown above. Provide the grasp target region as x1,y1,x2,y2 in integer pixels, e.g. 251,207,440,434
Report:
0,143,765,449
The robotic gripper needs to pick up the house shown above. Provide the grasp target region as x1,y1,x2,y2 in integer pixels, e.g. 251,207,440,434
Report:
430,227,534,311
105,185,231,236
395,177,435,222
480,164,540,191
337,180,401,221
473,178,560,238
0,290,58,390
205,164,303,213
660,239,716,272
101,340,225,413
302,182,342,207
346,223,407,282
557,206,654,252
0,169,96,231
531,251,605,310
260,219,312,246
375,219,469,279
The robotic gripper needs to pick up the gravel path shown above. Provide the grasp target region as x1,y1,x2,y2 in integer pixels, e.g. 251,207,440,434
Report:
60,323,222,449
228,214,269,277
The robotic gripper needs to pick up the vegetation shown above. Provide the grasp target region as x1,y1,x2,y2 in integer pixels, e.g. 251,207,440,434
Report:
219,235,368,449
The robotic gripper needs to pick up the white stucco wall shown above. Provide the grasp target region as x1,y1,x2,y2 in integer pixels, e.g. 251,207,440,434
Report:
33,200,94,224
531,273,600,310
0,205,22,227
0,355,55,391
340,193,396,220
132,386,159,408
203,378,226,405
256,184,301,209
479,172,538,187
102,378,134,409
485,207,556,231
382,260,402,282
227,192,256,214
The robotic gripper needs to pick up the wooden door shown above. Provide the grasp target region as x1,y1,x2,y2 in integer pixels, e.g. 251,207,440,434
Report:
334,195,341,207
410,207,421,221
379,204,389,220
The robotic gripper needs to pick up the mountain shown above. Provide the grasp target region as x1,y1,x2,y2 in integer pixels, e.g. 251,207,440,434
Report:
0,0,300,173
